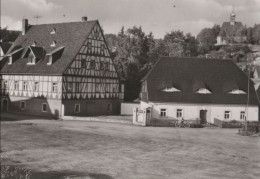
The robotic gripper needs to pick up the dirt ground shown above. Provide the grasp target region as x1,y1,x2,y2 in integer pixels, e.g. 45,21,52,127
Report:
1,119,260,179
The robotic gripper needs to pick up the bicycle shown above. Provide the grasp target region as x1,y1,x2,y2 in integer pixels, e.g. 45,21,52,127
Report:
176,118,191,128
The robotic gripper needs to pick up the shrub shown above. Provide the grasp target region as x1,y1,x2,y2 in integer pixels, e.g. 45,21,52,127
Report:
1,165,31,179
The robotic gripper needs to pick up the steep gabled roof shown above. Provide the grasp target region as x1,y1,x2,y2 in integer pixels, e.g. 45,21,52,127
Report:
1,20,97,75
143,57,259,106
218,22,245,37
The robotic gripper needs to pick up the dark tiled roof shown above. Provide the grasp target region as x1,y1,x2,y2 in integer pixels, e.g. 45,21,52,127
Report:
1,20,97,75
143,57,259,106
218,22,245,37
0,42,12,54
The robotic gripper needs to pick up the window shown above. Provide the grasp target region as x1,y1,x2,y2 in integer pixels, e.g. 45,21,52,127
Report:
50,41,56,47
8,56,12,65
240,111,245,120
14,81,19,90
90,60,95,69
32,41,37,46
105,62,109,70
107,103,112,112
50,28,56,34
75,83,80,92
177,109,183,118
34,82,39,91
4,81,8,89
87,41,92,49
229,89,246,94
20,101,25,110
100,62,104,70
23,81,28,90
74,104,80,113
101,44,105,52
95,83,100,92
42,103,48,112
81,56,86,68
160,109,167,117
224,111,231,120
105,84,110,92
27,52,35,64
67,83,72,92
196,88,211,94
52,83,57,92
47,55,52,65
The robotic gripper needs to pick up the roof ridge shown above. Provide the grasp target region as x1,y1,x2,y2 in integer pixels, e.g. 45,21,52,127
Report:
30,20,98,27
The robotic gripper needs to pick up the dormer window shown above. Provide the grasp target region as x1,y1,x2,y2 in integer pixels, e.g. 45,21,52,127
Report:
196,88,212,94
51,28,56,34
50,41,56,47
27,51,36,64
162,87,181,92
47,55,52,65
229,89,246,94
32,41,37,46
8,56,12,65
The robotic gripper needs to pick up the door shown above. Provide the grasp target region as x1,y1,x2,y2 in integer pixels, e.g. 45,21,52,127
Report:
200,110,207,124
2,99,8,112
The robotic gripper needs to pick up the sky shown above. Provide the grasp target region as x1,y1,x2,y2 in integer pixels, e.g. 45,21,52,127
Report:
1,0,260,38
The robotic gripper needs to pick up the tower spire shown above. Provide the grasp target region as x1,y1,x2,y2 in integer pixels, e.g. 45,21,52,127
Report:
230,5,236,25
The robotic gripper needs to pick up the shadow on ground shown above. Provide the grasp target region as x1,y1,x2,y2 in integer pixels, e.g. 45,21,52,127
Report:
31,171,114,179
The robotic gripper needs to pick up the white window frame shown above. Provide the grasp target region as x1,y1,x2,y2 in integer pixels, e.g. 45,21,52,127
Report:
74,104,80,113
176,109,183,118
100,62,104,70
90,60,95,69
20,101,25,110
160,108,167,117
14,81,19,90
34,82,39,91
42,103,48,112
224,111,231,120
23,81,28,90
8,56,12,65
240,111,245,120
27,51,36,65
75,83,80,92
52,83,58,92
81,56,86,68
105,62,109,70
4,81,8,89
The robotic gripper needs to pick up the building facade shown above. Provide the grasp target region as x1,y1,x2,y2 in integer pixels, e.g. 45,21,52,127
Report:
140,57,259,124
0,17,124,118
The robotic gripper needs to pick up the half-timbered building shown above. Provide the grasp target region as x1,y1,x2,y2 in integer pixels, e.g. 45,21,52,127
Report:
0,17,124,117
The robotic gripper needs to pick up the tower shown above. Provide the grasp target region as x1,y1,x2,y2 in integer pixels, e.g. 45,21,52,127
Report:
230,8,236,25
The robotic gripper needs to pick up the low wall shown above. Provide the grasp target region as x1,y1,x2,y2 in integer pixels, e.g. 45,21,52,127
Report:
149,118,201,127
121,102,140,115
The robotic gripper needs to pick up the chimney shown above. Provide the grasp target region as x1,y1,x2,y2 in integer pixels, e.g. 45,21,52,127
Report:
22,19,29,35
82,16,88,21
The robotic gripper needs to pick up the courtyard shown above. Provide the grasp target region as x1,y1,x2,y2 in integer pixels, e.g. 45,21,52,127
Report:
0,118,260,179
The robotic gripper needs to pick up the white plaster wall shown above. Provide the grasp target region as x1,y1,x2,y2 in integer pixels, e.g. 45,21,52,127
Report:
141,102,259,123
121,102,140,115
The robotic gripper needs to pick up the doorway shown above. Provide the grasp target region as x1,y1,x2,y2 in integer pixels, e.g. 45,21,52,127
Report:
2,99,8,112
200,110,207,124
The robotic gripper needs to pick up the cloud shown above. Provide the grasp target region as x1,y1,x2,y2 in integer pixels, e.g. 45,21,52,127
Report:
19,0,60,12
1,16,22,30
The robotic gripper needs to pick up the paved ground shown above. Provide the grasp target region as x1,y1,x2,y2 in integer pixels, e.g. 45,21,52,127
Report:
1,118,260,179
